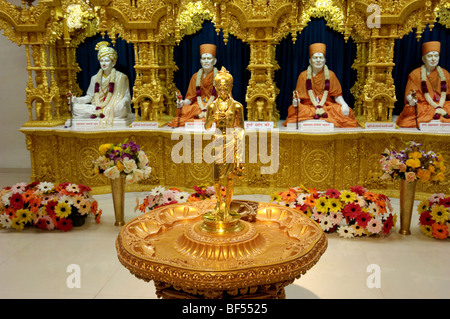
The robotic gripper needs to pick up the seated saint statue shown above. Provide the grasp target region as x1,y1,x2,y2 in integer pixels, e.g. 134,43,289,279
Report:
282,43,358,128
71,41,132,127
168,44,218,127
396,41,450,127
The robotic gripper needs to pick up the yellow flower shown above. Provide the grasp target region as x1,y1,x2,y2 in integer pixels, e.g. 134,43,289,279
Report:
436,153,444,162
417,199,430,214
11,217,25,231
16,209,33,224
432,172,444,182
113,146,122,152
55,202,71,218
328,198,342,213
270,192,282,203
428,165,435,174
405,158,420,168
416,169,431,182
116,161,124,172
408,151,422,159
420,225,433,237
315,197,329,213
430,205,449,223
99,144,112,155
339,190,356,204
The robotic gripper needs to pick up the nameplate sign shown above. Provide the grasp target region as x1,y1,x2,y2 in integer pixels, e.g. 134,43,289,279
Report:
65,119,99,130
244,121,274,129
132,121,159,129
365,122,396,130
184,121,215,131
286,120,334,132
420,121,450,132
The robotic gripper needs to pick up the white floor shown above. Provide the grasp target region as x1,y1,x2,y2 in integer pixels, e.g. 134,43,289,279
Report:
0,169,448,299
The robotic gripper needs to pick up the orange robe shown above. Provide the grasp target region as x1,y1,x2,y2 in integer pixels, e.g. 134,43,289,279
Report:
168,69,216,127
396,67,450,128
282,69,358,128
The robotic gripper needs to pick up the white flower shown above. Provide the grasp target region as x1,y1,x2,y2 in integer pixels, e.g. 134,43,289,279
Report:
131,169,144,183
435,108,447,116
143,166,152,179
37,182,54,193
0,214,12,228
278,201,295,208
320,216,334,232
11,182,27,194
123,157,138,174
104,166,120,179
94,156,113,171
65,183,80,193
137,151,149,169
126,173,137,185
59,195,73,205
1,192,12,206
150,186,166,196
315,107,325,115
337,225,355,238
175,191,190,203
296,193,308,205
368,202,379,215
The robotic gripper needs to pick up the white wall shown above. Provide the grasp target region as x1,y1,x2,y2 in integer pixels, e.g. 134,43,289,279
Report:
0,34,31,168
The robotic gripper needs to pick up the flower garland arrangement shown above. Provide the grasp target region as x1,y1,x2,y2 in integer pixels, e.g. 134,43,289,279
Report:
195,68,218,118
270,185,396,238
306,65,329,119
380,141,446,183
418,193,449,240
420,65,450,120
93,140,151,184
0,181,102,232
90,106,105,119
136,185,216,213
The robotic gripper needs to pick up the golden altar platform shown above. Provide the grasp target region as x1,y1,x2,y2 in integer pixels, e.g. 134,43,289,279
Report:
20,121,450,200
115,199,327,299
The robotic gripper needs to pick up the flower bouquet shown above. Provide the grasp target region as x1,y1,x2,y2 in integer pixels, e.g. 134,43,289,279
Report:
0,181,102,232
93,139,151,184
136,185,216,214
418,193,449,240
270,185,396,238
380,141,445,183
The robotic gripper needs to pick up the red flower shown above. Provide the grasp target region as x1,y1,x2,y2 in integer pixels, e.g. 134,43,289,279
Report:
342,202,361,219
350,185,367,196
419,211,434,226
45,199,58,215
35,218,48,230
9,193,24,210
57,218,73,232
382,214,394,234
356,211,372,228
325,188,341,199
438,197,450,208
78,184,92,193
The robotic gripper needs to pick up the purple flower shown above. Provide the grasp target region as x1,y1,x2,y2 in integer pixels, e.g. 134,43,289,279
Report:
212,87,217,96
109,83,114,93
306,79,312,91
441,81,447,93
433,113,441,120
196,87,201,96
95,106,102,110
421,81,428,93
324,79,330,91
313,114,319,119
100,114,105,118
322,112,328,118
90,114,96,119
95,82,100,93
121,153,133,161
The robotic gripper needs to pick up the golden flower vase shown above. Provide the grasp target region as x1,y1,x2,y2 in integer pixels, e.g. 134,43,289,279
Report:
399,179,417,235
111,175,126,226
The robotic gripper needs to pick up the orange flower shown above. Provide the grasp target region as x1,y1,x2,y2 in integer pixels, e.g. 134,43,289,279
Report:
406,158,420,168
432,223,449,239
308,188,319,199
364,191,378,202
95,209,102,224
281,189,297,203
28,197,41,213
187,194,200,202
416,169,431,182
305,195,316,207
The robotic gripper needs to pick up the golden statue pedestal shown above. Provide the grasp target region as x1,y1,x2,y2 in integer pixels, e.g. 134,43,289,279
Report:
116,199,327,299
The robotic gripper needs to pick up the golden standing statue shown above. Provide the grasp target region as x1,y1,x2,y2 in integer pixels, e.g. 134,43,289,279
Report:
203,67,245,231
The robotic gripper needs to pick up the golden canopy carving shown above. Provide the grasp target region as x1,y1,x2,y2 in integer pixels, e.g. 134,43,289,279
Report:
0,0,448,127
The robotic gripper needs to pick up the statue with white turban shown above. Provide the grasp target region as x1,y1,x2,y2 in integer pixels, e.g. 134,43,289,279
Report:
71,41,132,127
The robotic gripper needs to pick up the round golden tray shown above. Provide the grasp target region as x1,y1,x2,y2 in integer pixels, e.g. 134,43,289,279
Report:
116,200,327,299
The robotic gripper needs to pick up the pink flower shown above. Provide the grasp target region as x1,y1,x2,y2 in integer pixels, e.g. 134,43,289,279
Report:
405,171,416,182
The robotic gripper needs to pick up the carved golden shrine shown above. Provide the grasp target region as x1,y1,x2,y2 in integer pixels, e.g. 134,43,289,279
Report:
1,0,449,127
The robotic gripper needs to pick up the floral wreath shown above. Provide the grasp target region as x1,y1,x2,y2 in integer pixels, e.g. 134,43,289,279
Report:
195,67,218,118
306,65,329,119
91,68,116,118
420,65,450,119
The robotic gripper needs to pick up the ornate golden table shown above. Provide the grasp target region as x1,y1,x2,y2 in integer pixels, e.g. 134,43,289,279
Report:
116,199,327,299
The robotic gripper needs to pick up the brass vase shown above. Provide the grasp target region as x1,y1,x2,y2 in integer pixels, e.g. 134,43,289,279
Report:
111,175,126,226
399,179,417,235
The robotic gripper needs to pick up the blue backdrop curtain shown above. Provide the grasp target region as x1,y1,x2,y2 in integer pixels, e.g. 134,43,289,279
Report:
76,33,136,113
275,18,357,121
393,22,450,115
173,20,250,112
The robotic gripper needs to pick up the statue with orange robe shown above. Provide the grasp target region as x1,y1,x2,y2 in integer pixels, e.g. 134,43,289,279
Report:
282,43,358,128
168,44,218,127
396,41,450,127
